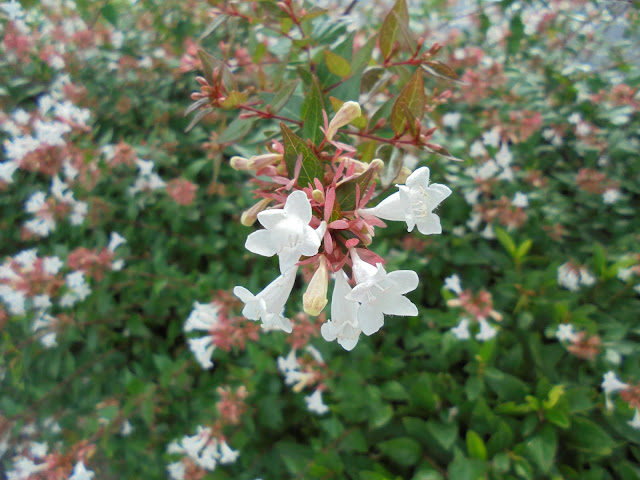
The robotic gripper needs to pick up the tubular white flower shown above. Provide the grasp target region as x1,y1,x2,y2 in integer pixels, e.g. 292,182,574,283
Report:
184,302,219,332
451,318,471,340
555,323,577,342
321,270,361,351
361,167,452,235
233,267,298,333
475,318,497,341
345,250,419,336
629,409,640,429
108,232,127,252
602,371,628,411
444,274,463,295
69,461,95,480
167,461,186,480
187,336,215,370
219,440,240,464
245,190,321,274
305,389,329,415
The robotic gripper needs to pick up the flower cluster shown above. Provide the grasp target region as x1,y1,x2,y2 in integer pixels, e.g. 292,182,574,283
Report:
228,103,452,350
602,372,640,429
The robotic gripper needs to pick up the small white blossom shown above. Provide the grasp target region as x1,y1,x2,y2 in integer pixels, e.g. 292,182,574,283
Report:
69,461,95,480
43,256,63,275
556,323,578,342
579,268,596,287
234,267,298,333
245,190,321,274
558,263,580,292
305,389,329,415
444,274,462,295
442,112,461,129
476,318,497,341
469,140,487,158
362,167,452,235
512,192,529,208
219,440,240,464
495,143,512,167
120,420,133,436
107,232,126,252
617,267,634,282
345,250,419,336
451,318,471,340
482,127,501,148
603,188,621,204
167,461,186,480
321,270,361,351
629,409,640,429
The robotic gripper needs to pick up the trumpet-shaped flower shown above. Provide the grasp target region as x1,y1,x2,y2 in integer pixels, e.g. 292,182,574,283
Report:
233,267,297,333
345,250,419,336
361,167,452,235
245,190,321,274
305,389,329,415
321,270,361,350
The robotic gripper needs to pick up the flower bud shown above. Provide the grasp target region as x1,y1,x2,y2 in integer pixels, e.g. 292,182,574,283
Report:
240,198,272,226
248,153,282,170
312,189,325,203
230,156,250,171
303,257,329,316
326,101,361,142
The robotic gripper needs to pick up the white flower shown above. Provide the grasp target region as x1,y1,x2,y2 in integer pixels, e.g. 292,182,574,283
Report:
605,349,622,365
476,160,499,180
277,349,299,374
629,409,640,429
464,188,480,205
512,192,529,208
601,371,628,394
444,274,462,295
108,232,126,252
219,440,240,464
555,323,577,342
184,302,219,332
32,312,57,348
69,461,95,480
480,224,495,240
482,127,501,148
495,143,512,167
361,167,452,235
321,270,361,351
475,318,497,341
0,160,19,183
120,420,133,436
451,318,471,340
469,140,487,158
234,267,298,333
187,336,215,369
467,212,482,231
579,268,596,287
197,439,219,470
43,256,63,274
345,250,418,336
245,190,321,274
603,188,621,204
29,442,48,459
167,461,186,480
568,113,582,124
442,112,461,129
617,267,634,282
558,263,580,292
305,389,329,415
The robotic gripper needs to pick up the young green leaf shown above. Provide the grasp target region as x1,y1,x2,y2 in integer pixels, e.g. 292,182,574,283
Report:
323,50,351,78
301,76,324,144
379,0,412,60
280,123,324,188
390,68,425,135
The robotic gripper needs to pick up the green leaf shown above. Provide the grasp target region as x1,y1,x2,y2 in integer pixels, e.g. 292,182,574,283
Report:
484,367,530,401
217,117,255,143
515,239,533,260
219,90,248,109
390,68,425,135
379,0,413,60
184,107,215,132
323,50,351,78
197,49,236,90
544,408,571,429
100,4,118,26
301,76,324,144
494,226,516,256
280,123,324,188
378,437,422,467
526,425,557,474
335,165,375,211
466,431,488,461
421,61,467,85
200,14,228,39
592,242,606,276
352,34,378,73
567,417,616,457
271,79,300,114
426,420,458,451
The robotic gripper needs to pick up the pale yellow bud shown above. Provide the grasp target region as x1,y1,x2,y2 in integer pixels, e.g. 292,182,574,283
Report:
312,189,325,203
303,257,329,316
240,198,272,226
230,156,250,171
326,101,361,142
248,153,282,170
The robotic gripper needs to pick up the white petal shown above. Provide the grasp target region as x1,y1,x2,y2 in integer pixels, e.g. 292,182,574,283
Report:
362,192,405,222
284,190,312,224
380,294,418,317
357,303,385,336
256,208,286,230
415,213,442,235
405,166,431,189
386,270,419,294
245,230,278,257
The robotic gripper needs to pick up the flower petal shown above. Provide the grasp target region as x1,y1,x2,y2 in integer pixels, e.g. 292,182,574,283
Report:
380,294,418,316
357,303,385,336
284,190,312,224
405,166,430,189
386,270,419,294
415,213,442,235
362,192,405,222
256,208,286,229
245,229,278,257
